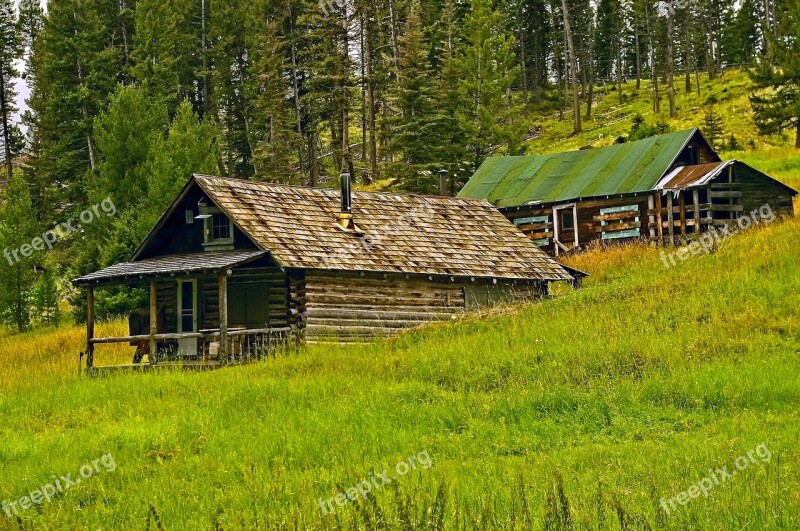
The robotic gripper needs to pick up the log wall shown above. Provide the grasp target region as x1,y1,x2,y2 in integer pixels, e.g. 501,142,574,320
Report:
201,268,290,330
303,272,545,343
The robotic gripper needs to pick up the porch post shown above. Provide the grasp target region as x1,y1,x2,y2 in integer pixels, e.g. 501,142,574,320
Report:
219,273,228,364
572,204,579,247
647,194,656,240
693,189,701,234
149,281,157,364
678,192,687,240
666,191,675,246
656,193,664,244
86,287,94,369
552,206,560,256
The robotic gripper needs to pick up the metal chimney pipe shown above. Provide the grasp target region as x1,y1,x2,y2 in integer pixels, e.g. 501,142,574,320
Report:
340,171,352,214
337,170,357,232
438,169,448,196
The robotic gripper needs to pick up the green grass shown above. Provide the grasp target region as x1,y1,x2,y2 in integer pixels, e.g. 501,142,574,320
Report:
1,70,799,529
522,68,782,156
1,199,799,528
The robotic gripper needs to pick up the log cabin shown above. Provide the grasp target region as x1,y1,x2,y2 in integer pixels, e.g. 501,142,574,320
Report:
458,129,797,256
74,173,576,372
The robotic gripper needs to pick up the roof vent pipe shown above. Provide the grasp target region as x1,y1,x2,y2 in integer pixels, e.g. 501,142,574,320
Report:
438,169,449,196
337,170,361,233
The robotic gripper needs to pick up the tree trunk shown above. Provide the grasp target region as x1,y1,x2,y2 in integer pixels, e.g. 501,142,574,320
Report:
73,8,96,171
635,20,641,90
646,3,660,113
684,23,692,93
341,4,353,177
586,18,595,120
287,6,305,181
796,119,800,149
201,0,210,117
665,0,677,117
364,3,378,182
615,11,623,105
0,69,12,182
310,130,319,187
388,0,400,80
561,0,581,134
519,3,529,107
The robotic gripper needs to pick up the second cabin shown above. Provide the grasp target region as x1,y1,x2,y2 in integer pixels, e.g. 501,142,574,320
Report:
458,129,797,255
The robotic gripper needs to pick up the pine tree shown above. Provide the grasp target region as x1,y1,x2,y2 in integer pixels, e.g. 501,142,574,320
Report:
0,172,39,331
433,0,469,191
701,107,725,149
385,3,442,192
0,0,20,183
32,267,60,327
457,0,524,172
94,100,217,269
27,0,122,215
92,84,168,212
251,20,301,183
131,0,183,111
594,0,616,82
210,0,259,178
750,0,800,148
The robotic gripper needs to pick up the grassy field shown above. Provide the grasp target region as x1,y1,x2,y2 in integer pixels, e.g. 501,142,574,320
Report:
1,71,799,529
1,204,799,529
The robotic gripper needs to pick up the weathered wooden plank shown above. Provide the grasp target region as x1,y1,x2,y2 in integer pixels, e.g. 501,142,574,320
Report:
306,308,457,320
219,274,228,363
599,221,641,232
310,317,436,328
667,191,675,246
693,189,701,235
709,191,743,199
306,324,402,335
593,211,640,222
709,204,744,212
649,204,711,215
307,303,463,315
149,281,157,361
679,192,687,238
86,287,95,369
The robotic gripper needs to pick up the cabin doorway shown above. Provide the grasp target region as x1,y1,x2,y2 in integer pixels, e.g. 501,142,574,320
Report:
177,280,198,357
553,204,578,255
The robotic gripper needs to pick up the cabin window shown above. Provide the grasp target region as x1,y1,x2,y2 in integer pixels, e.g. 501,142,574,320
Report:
203,209,234,249
211,213,232,241
560,211,575,230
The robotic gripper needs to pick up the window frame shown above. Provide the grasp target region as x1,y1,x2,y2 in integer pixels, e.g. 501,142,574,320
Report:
202,207,234,249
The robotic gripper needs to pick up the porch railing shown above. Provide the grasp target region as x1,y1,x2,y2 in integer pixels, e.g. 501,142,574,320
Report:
87,327,299,368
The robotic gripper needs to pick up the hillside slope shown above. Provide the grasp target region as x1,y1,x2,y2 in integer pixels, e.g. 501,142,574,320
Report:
1,192,798,527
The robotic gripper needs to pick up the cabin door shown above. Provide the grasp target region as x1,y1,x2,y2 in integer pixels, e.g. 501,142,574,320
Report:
552,204,579,255
177,280,198,357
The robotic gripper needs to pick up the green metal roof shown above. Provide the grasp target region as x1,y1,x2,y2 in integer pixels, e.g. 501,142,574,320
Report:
459,129,697,207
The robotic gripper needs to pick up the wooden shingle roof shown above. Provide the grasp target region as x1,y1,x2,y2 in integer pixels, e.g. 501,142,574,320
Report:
74,250,267,285
192,175,572,281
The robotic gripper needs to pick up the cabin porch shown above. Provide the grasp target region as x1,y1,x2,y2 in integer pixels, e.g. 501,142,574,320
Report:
75,251,302,374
